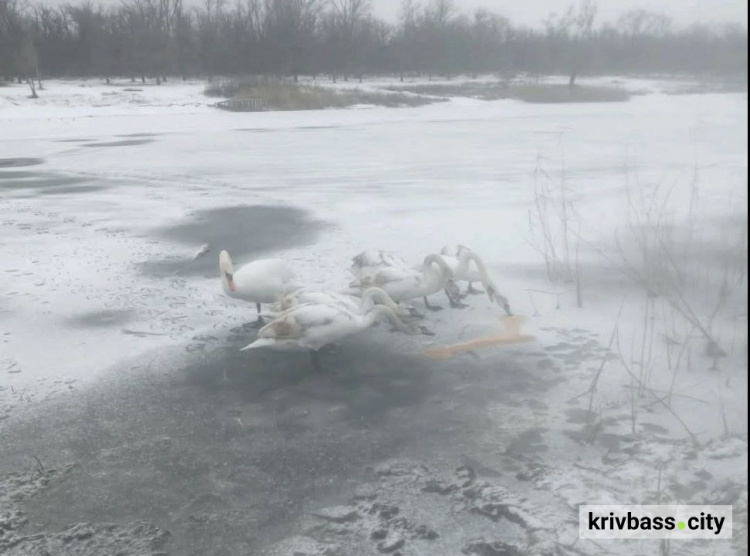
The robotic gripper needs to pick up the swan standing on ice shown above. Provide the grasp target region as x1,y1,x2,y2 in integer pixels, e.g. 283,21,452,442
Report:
271,287,419,318
219,250,301,327
353,254,462,311
440,245,482,294
438,245,512,315
241,303,434,372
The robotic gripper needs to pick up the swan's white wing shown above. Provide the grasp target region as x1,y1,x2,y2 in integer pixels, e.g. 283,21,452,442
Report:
356,265,418,285
279,290,359,308
233,258,299,302
440,244,472,257
352,250,390,267
241,337,306,351
350,250,409,278
260,303,351,338
269,303,365,349
380,252,409,268
355,267,432,302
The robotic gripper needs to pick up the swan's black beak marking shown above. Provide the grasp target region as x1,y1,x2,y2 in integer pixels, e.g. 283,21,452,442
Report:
225,271,236,291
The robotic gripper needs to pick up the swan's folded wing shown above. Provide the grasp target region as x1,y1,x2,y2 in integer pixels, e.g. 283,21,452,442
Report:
351,250,382,267
367,266,419,284
353,250,408,271
381,252,410,268
263,303,353,341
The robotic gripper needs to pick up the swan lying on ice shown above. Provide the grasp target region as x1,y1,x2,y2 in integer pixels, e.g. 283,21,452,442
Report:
219,250,301,327
349,249,411,279
350,253,462,311
440,245,483,293
270,286,419,319
241,302,434,372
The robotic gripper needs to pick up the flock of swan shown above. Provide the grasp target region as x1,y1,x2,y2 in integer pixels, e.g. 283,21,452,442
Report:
219,245,512,372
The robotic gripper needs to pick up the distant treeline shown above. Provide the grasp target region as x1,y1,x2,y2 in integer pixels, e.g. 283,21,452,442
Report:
1,0,747,84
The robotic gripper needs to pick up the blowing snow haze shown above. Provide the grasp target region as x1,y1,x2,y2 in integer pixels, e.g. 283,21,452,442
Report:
0,0,747,555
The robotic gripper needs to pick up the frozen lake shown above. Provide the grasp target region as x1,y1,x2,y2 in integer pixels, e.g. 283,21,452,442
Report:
0,78,747,555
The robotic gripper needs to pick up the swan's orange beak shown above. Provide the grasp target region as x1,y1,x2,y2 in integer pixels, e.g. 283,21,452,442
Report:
226,273,236,292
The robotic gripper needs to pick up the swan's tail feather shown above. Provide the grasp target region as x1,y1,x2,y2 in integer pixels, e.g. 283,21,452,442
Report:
240,338,276,351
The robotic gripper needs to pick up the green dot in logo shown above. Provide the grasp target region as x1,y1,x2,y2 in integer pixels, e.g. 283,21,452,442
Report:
678,522,686,530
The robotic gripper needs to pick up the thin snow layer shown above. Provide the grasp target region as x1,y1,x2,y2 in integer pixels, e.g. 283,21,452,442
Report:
0,78,747,554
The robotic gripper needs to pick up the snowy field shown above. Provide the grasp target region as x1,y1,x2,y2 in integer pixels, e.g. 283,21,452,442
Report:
0,76,747,555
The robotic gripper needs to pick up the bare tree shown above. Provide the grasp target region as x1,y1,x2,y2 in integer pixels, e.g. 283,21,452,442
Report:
327,0,370,80
395,0,420,80
262,0,322,80
0,0,745,83
0,0,27,81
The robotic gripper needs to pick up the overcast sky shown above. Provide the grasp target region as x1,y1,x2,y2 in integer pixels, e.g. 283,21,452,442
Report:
373,0,747,28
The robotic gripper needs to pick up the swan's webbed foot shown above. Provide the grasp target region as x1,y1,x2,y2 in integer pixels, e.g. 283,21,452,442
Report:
237,317,265,331
467,282,485,295
405,305,425,319
444,285,468,309
423,296,443,311
246,316,266,329
449,297,470,309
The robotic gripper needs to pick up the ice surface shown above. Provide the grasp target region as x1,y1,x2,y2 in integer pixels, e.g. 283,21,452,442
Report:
0,76,746,555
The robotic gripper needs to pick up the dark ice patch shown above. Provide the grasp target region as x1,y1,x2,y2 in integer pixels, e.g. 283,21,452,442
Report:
116,133,161,138
0,157,44,168
140,205,330,277
234,125,341,133
0,170,37,180
0,171,106,194
67,309,137,328
82,139,155,148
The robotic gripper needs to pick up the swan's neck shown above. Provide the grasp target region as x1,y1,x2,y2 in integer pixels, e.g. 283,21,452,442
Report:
364,305,411,333
421,254,452,285
460,252,491,286
223,271,236,293
220,254,236,292
361,287,397,310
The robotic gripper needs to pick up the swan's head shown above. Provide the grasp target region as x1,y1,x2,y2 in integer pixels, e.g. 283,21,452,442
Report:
407,323,436,336
485,283,512,315
401,303,423,319
278,297,296,312
444,278,462,306
219,250,236,292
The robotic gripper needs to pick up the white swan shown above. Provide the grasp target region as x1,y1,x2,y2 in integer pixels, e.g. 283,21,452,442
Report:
270,286,418,318
241,302,434,372
353,254,461,311
219,249,302,326
438,246,512,315
440,245,480,288
349,249,410,279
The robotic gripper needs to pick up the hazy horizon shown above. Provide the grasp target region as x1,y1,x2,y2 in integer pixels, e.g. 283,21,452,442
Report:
22,0,749,29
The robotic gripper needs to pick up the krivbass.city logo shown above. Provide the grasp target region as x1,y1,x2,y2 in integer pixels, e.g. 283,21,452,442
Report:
579,505,732,540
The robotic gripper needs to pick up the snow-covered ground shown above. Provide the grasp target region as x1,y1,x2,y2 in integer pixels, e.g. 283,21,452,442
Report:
0,76,747,555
